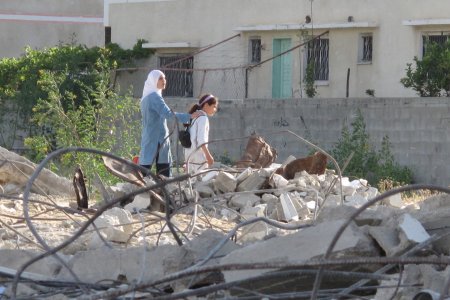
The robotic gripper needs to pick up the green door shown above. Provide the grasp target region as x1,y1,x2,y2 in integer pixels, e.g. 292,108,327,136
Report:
272,38,292,98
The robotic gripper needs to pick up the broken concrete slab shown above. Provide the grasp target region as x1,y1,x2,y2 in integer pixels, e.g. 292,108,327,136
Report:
269,174,289,188
220,219,379,282
368,225,400,256
235,167,253,184
418,216,450,255
236,169,269,192
0,249,64,278
56,245,192,285
279,192,299,222
0,146,73,196
89,207,134,246
383,193,404,208
124,193,151,212
239,221,270,243
229,193,260,210
176,229,241,291
398,213,430,244
213,171,237,193
194,182,215,198
240,204,266,220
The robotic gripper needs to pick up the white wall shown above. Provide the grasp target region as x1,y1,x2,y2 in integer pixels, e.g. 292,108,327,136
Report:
0,0,104,58
107,0,450,99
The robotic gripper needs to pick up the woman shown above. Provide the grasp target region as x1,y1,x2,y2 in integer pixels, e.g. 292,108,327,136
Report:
139,69,199,177
184,94,219,173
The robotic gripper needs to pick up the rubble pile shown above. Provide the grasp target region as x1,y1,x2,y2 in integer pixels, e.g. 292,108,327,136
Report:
0,145,449,299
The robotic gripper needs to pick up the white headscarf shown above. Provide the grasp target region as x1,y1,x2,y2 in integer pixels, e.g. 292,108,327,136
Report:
141,69,164,101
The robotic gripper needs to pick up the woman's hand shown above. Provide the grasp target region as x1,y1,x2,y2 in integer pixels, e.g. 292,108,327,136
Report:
191,111,201,119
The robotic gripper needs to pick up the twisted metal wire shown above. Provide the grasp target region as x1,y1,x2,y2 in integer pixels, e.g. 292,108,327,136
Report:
310,184,450,300
11,147,193,299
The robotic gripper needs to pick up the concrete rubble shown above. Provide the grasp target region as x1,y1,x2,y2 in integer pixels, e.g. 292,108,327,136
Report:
0,146,73,197
0,146,449,299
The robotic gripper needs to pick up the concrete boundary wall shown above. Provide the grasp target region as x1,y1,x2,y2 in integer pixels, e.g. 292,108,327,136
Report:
2,97,448,186
167,97,450,187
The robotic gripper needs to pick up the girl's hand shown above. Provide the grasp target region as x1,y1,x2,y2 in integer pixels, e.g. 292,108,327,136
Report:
206,154,214,166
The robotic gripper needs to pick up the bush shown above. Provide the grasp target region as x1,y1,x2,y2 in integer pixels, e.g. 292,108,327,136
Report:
400,40,450,97
0,40,152,149
330,109,413,188
24,56,141,186
304,63,317,98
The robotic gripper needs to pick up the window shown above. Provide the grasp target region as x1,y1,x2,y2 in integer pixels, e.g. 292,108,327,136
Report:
105,26,111,45
306,37,329,81
358,33,373,63
159,56,193,97
249,37,262,63
422,32,450,56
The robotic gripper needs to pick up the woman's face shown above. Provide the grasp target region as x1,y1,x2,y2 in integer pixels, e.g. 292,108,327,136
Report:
203,101,218,116
157,75,166,90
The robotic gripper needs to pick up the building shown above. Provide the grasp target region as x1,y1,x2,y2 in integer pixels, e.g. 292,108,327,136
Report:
106,0,450,99
0,0,104,58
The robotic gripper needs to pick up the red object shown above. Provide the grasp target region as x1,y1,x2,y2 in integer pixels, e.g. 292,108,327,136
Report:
132,156,139,164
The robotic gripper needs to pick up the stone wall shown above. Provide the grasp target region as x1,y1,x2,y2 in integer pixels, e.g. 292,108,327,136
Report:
2,97,449,186
167,97,450,187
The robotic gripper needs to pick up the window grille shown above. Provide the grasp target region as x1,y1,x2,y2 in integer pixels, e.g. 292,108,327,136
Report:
249,38,261,63
422,33,450,55
159,56,193,97
306,38,329,81
361,35,372,62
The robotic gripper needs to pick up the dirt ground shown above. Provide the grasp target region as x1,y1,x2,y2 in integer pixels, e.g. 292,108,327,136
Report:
0,192,240,253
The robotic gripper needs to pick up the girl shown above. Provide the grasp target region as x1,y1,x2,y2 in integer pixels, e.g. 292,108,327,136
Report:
184,94,219,172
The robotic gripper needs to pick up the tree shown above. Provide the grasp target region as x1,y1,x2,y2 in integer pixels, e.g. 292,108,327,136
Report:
0,40,152,149
400,40,450,97
25,56,142,185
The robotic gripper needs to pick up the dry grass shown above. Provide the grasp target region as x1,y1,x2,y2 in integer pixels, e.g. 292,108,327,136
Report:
377,179,442,206
401,189,439,206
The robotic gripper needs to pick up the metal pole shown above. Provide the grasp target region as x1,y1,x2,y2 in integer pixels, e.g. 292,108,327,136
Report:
346,68,350,97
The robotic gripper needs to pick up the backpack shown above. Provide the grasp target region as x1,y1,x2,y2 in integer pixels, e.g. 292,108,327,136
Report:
178,117,199,148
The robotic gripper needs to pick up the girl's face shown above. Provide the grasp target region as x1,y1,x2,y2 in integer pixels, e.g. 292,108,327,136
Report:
203,101,218,116
157,75,166,90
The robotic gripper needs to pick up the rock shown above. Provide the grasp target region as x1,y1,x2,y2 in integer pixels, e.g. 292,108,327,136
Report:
221,219,379,283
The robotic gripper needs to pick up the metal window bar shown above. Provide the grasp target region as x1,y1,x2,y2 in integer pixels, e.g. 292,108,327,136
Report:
159,56,194,97
250,39,261,63
307,38,329,80
422,34,450,55
362,36,372,62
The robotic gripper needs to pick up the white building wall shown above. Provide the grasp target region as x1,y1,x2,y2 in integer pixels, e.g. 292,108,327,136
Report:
0,0,104,58
107,0,450,99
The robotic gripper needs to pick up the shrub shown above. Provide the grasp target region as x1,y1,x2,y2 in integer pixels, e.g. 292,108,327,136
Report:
0,40,152,149
330,109,413,188
400,40,450,97
304,63,317,98
24,56,141,185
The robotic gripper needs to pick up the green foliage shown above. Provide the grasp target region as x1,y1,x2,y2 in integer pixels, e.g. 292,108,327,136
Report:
216,151,235,166
0,40,152,149
330,109,413,188
304,63,317,98
105,39,153,65
24,56,141,185
400,40,450,97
